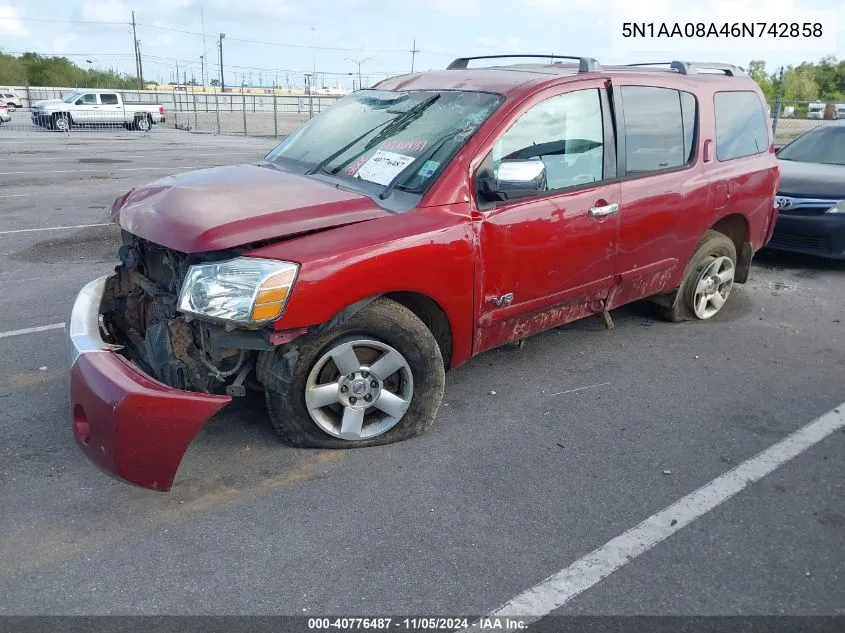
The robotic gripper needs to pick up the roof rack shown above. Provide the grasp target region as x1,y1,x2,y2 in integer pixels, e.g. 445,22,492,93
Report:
446,55,601,73
626,61,745,76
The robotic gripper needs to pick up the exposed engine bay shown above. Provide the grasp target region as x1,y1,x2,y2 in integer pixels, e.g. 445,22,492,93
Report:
99,231,275,396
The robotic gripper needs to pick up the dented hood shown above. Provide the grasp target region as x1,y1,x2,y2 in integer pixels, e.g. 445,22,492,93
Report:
112,163,389,253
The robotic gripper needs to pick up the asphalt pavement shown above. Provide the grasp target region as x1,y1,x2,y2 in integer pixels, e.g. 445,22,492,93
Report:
0,126,843,620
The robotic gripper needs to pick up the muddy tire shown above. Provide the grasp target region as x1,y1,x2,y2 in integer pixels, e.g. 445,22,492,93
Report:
264,297,446,448
658,231,737,322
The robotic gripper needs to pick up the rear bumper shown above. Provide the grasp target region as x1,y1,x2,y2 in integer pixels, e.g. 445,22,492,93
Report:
68,276,231,491
766,213,845,260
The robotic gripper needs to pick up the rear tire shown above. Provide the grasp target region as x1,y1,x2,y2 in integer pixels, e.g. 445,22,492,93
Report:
134,115,151,132
263,297,446,448
658,231,737,322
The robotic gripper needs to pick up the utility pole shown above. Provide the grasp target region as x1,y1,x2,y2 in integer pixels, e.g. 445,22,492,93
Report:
131,10,142,89
772,66,785,136
311,27,316,81
410,38,420,73
218,33,226,92
137,40,144,87
176,59,180,85
200,54,205,88
346,57,371,91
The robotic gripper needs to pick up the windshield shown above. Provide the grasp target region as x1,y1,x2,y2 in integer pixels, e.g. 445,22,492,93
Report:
265,89,503,197
778,125,845,166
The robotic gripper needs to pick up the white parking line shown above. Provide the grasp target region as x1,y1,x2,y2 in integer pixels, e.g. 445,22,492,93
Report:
551,382,610,397
5,152,258,159
0,166,221,175
463,402,845,628
0,322,65,339
0,223,111,236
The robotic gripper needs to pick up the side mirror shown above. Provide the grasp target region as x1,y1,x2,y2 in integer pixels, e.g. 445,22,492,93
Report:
75,99,84,106
480,159,548,202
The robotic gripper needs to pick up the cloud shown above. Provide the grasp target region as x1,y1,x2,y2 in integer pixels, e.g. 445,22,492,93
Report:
80,0,132,23
0,5,29,37
52,32,77,52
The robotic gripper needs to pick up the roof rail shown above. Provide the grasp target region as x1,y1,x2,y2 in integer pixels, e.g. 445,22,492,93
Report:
626,61,745,76
446,55,601,73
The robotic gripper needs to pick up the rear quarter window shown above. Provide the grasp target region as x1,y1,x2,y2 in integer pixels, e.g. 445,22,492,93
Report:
714,91,769,161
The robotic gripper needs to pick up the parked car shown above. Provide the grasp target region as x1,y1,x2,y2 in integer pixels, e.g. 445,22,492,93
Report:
31,90,165,132
0,88,23,110
768,121,845,259
68,56,779,491
0,103,10,125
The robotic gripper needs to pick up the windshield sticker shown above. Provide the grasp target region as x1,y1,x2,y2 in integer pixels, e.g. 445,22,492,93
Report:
417,160,440,179
356,150,416,186
378,139,428,153
343,155,370,176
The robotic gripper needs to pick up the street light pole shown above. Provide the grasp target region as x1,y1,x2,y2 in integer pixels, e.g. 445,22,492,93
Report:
311,27,316,86
345,57,372,90
218,33,226,92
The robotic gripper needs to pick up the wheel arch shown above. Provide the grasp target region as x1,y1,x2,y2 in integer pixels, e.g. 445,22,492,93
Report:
710,213,751,283
383,291,453,371
299,291,455,371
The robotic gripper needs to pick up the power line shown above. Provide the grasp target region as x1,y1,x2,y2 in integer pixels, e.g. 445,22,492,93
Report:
17,17,129,25
13,15,457,56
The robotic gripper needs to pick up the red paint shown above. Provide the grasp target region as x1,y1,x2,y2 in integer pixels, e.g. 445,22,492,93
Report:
70,351,230,492
114,164,391,253
78,64,778,490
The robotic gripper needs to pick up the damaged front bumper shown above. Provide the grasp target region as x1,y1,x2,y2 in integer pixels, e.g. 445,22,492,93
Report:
68,275,231,492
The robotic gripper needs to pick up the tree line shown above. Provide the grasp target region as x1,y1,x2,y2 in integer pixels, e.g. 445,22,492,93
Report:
0,52,139,90
2,50,845,103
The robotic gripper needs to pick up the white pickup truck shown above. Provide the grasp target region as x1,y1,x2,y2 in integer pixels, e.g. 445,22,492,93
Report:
31,90,166,132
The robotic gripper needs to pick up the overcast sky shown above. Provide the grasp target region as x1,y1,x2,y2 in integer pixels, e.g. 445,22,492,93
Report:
0,0,842,89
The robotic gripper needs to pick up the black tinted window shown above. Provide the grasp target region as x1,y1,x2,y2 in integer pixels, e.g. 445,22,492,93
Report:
100,94,118,105
714,91,769,161
681,92,697,162
777,125,845,166
621,86,694,174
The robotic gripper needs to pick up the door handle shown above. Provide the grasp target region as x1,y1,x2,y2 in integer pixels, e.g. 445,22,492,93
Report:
588,202,619,218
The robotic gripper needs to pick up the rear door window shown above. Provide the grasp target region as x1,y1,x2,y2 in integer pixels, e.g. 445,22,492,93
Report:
100,94,119,105
714,91,769,161
620,86,696,174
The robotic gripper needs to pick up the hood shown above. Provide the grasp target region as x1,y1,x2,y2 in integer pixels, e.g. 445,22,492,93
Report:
32,98,65,108
776,159,845,199
111,163,391,253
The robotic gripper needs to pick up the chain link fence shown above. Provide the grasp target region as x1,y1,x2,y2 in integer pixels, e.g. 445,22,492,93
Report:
168,90,341,137
770,100,838,145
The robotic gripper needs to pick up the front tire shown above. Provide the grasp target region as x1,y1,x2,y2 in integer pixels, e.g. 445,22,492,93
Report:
263,297,446,448
52,113,70,132
658,231,737,322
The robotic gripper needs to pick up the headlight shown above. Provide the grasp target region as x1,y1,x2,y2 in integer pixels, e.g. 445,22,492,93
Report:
827,201,845,214
177,257,299,326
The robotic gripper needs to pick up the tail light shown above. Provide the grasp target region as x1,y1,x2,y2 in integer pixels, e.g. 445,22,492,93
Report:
159,105,165,115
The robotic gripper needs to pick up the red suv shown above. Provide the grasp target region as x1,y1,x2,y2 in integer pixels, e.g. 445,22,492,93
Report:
68,56,780,491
